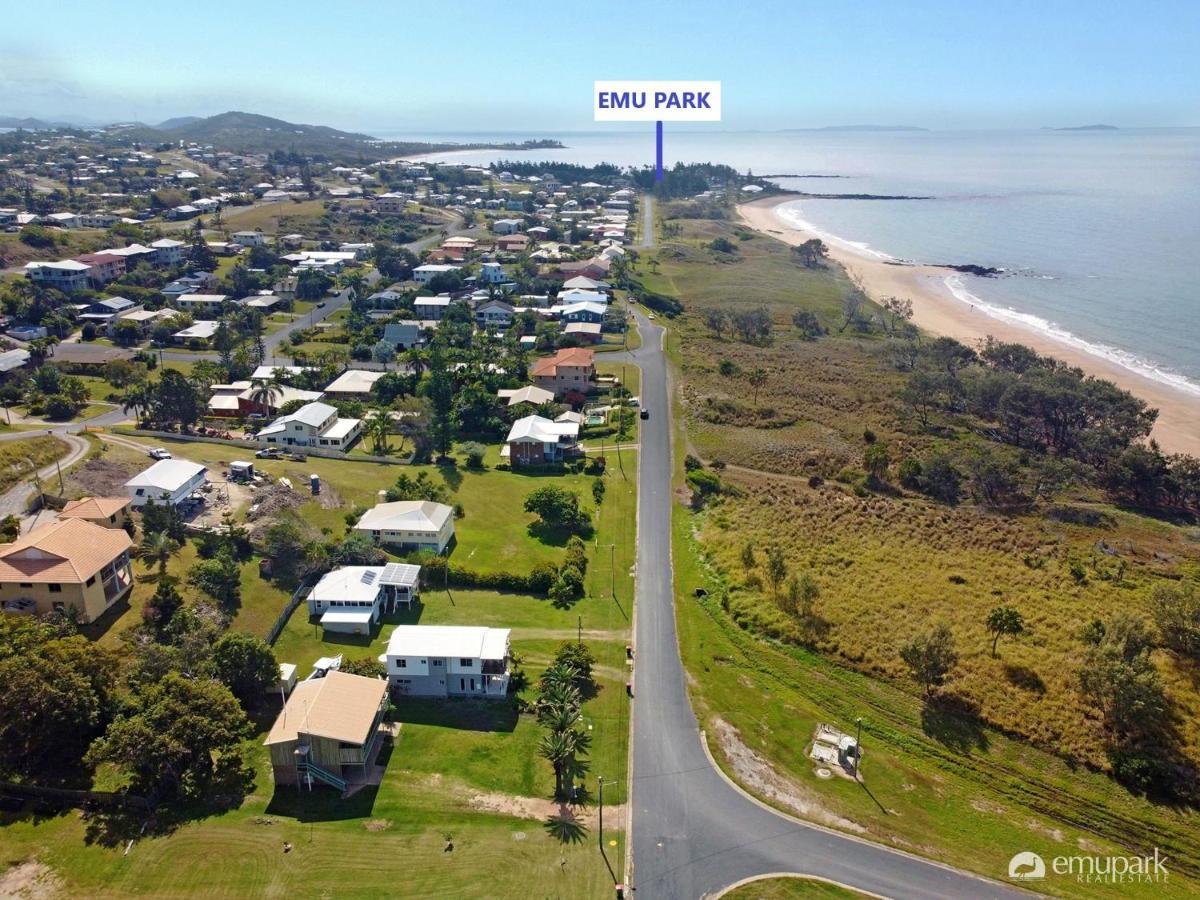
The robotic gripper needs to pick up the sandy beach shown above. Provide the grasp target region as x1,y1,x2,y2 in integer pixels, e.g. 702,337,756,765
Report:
739,196,1200,457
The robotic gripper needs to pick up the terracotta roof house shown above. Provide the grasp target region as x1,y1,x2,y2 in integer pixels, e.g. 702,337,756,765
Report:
59,496,131,530
0,519,133,623
265,671,389,790
531,347,595,396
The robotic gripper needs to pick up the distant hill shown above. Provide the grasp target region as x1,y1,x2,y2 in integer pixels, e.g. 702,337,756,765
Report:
1054,124,1119,131
105,110,562,161
155,115,203,130
0,116,60,130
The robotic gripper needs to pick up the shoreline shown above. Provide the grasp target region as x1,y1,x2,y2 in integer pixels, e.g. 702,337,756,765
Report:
738,196,1200,457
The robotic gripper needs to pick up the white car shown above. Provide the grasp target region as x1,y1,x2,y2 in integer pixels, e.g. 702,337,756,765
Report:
149,448,172,460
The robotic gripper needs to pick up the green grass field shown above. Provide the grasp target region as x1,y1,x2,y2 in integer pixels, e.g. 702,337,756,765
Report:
17,431,636,897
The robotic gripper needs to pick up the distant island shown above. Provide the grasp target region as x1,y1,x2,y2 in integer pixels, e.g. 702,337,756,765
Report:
1054,124,1119,131
816,125,930,132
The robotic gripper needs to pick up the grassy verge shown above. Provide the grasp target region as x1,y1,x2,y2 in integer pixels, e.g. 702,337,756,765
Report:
0,435,72,494
722,877,868,899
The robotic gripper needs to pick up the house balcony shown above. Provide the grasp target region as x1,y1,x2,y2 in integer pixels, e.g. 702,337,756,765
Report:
102,555,133,603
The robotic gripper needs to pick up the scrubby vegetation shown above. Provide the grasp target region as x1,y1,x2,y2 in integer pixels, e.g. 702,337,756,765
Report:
646,200,1200,804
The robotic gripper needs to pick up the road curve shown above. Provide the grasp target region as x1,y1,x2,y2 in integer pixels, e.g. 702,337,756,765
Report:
626,309,1026,899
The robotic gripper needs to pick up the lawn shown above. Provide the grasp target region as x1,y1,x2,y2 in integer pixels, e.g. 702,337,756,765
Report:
0,435,73,495
218,198,329,234
20,428,638,897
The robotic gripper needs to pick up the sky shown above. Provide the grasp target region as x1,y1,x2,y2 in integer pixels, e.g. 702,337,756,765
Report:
2,0,1198,134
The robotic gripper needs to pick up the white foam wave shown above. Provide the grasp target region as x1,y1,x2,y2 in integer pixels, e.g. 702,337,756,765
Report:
941,275,1200,398
773,201,903,263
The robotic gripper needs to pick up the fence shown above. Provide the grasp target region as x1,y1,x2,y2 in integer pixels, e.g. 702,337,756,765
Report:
0,780,151,812
265,576,317,645
110,427,412,465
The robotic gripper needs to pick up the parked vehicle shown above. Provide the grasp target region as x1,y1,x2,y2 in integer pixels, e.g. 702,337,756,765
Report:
256,447,284,459
640,409,650,420
149,448,172,460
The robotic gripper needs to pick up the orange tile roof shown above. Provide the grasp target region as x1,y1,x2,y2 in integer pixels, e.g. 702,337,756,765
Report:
531,347,594,377
0,518,132,584
60,496,130,520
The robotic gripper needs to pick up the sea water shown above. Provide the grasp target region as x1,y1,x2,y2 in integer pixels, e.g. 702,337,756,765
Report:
401,128,1200,394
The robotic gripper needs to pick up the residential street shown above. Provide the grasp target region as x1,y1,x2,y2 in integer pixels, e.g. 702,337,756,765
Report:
625,309,1026,898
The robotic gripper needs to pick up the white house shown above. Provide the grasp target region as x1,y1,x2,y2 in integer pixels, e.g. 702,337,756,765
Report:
24,260,90,293
305,563,421,634
150,238,186,266
479,261,506,284
475,299,514,330
354,500,455,553
491,218,523,235
125,459,207,508
413,296,454,320
379,625,511,698
255,401,361,450
504,415,580,466
172,320,221,345
412,264,461,285
231,231,266,247
322,369,384,399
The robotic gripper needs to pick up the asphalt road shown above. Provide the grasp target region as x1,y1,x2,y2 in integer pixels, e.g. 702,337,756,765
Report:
641,196,654,249
625,309,1027,899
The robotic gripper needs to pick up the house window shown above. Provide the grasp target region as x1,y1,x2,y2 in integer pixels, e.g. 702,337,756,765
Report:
86,575,96,586
432,659,443,667
396,659,407,668
19,582,32,588
459,658,473,667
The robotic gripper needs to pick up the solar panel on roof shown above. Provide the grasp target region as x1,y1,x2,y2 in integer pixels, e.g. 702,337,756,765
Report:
361,571,377,585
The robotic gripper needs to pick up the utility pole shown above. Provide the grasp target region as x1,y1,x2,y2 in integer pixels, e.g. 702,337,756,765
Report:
597,775,617,885
609,543,616,598
577,614,582,646
854,716,864,781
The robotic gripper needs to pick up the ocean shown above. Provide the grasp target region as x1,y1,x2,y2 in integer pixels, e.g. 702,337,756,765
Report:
400,128,1200,395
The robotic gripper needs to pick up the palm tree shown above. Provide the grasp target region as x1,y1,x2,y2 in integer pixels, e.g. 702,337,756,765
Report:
140,531,179,578
121,384,152,424
246,377,283,415
366,408,392,454
538,730,572,800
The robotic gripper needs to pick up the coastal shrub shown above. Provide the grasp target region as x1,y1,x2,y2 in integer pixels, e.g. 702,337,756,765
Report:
591,479,605,506
897,457,923,489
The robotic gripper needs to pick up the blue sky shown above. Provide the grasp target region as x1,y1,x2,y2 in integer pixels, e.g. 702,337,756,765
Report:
2,0,1197,132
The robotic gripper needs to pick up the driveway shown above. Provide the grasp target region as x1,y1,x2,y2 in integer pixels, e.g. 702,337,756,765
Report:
626,309,1025,898
0,431,90,521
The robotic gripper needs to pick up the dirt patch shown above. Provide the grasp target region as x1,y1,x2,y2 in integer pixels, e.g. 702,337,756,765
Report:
65,457,140,498
465,790,623,830
971,797,1007,815
364,819,391,832
191,481,253,528
711,717,867,833
0,859,64,900
1027,819,1065,842
244,480,305,540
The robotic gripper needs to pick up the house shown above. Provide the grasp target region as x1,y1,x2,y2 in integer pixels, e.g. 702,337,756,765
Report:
562,275,608,291
373,192,412,214
475,299,514,330
172,320,221,346
504,415,580,465
492,218,523,235
479,261,506,284
497,384,555,409
412,264,461,285
364,290,404,309
322,369,384,399
564,321,603,343
265,671,389,790
9,324,49,342
306,563,421,634
74,253,125,287
149,238,186,266
24,260,90,292
0,349,31,376
206,381,322,418
116,308,173,336
413,296,455,320
231,230,266,247
380,625,511,699
496,234,529,253
125,459,207,508
354,500,455,554
171,293,227,313
59,496,131,531
556,301,606,324
255,401,362,450
0,519,133,624
531,347,595,396
382,321,426,350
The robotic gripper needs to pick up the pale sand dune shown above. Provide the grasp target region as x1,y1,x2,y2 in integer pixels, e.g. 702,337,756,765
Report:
738,196,1200,456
